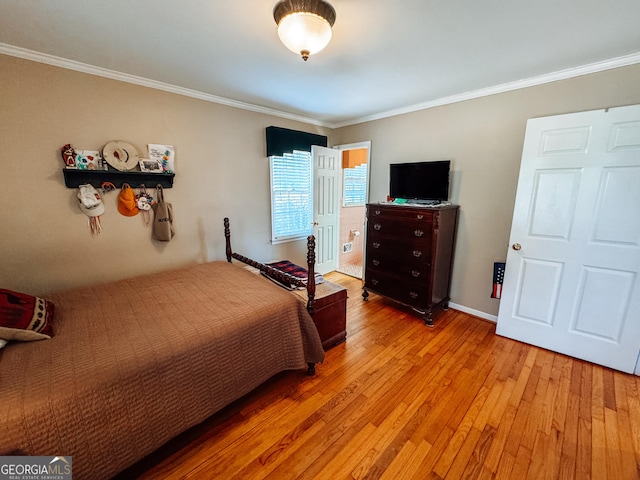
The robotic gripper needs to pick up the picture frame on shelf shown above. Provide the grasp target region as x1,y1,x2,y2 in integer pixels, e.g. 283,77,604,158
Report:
75,150,104,170
139,159,163,172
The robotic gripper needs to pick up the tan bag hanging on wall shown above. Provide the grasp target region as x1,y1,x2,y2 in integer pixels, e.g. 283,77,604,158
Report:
152,185,175,241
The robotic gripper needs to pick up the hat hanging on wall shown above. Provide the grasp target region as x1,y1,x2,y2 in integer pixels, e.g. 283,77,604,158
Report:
102,140,140,171
77,184,104,236
118,183,140,217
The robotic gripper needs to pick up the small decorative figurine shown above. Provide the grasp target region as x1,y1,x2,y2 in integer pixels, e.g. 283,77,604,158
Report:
61,144,76,168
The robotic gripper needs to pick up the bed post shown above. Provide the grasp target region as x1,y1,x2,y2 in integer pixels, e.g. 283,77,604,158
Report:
223,218,319,376
306,235,316,316
306,235,318,376
224,217,232,262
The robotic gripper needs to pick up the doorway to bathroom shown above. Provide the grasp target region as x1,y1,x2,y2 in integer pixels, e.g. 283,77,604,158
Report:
334,141,371,279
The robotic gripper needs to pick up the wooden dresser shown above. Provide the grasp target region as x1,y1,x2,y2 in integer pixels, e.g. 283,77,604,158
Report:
362,203,459,326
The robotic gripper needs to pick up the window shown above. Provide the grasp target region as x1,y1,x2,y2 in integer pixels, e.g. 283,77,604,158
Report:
343,163,368,207
270,150,313,243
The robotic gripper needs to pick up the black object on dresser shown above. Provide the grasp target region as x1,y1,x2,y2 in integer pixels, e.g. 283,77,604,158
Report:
362,203,459,326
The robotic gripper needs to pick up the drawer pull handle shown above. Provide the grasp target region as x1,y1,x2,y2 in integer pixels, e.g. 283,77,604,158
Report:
375,210,381,215
414,229,424,237
374,223,382,231
371,279,379,285
372,259,380,266
411,270,421,277
409,292,419,299
373,242,380,249
417,214,424,219
413,250,422,257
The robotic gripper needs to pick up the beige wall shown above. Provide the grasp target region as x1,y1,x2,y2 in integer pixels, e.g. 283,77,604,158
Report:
333,64,640,317
3,54,640,318
0,55,329,295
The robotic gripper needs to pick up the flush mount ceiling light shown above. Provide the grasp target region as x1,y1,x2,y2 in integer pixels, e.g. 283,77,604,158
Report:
273,0,336,61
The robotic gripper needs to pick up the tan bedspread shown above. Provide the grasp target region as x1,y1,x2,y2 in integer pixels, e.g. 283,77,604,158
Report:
0,261,324,479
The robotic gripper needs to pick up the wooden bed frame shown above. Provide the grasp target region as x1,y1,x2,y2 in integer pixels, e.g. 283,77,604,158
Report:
224,217,320,372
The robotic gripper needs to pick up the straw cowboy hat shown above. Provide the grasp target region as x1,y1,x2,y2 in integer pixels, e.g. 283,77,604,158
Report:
102,140,140,171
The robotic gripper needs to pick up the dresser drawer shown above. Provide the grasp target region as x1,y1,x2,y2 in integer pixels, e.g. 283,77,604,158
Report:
364,271,430,310
367,218,433,242
368,205,435,222
365,236,431,264
365,254,430,284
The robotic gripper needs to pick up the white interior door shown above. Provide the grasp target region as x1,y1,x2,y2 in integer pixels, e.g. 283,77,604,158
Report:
312,145,340,275
496,105,640,374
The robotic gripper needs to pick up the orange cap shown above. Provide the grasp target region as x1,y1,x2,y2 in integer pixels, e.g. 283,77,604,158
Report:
117,184,139,217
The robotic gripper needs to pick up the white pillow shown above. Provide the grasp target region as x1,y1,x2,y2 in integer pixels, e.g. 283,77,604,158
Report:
0,339,8,349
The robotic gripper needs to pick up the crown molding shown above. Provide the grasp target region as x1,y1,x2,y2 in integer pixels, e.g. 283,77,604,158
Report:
0,43,330,128
332,51,640,128
2,43,639,130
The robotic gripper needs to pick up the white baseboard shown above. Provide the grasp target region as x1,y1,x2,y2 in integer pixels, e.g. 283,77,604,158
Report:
448,302,498,323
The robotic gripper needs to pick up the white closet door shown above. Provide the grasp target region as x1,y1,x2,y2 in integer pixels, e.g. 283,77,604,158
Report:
497,105,640,374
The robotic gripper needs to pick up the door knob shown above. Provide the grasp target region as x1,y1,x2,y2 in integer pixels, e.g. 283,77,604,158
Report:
512,243,522,251
312,221,319,226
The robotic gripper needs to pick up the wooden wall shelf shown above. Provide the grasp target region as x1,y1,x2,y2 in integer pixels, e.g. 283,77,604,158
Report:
62,169,174,189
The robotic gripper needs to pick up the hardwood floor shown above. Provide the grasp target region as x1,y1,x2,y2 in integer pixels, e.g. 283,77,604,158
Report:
126,272,640,479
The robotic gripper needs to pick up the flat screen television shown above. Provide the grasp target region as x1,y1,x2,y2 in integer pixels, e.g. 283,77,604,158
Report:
389,160,450,202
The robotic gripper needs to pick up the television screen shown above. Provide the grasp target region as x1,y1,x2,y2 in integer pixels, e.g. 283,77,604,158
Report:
389,160,450,202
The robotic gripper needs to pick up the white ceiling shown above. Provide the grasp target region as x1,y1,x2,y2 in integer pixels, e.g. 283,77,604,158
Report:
1,0,640,127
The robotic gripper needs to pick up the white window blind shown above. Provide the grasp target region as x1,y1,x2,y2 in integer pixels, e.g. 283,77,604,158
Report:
270,150,313,243
343,163,368,207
